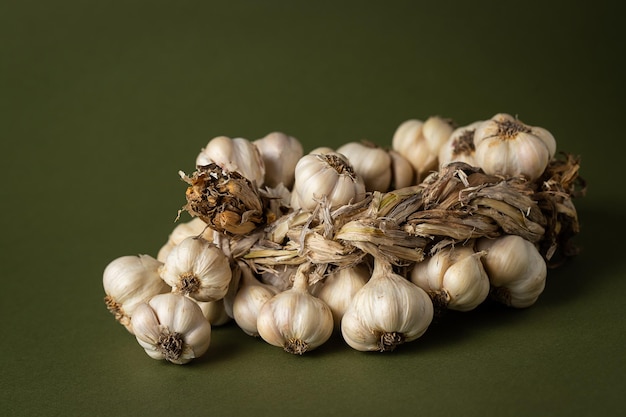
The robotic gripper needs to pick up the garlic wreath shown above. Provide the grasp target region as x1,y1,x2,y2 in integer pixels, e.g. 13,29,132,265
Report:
341,260,434,352
290,152,366,212
158,236,232,302
473,113,557,181
477,235,547,308
103,254,171,333
196,136,265,186
132,293,212,365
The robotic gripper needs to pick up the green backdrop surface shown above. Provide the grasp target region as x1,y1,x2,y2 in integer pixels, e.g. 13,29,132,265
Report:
1,1,624,416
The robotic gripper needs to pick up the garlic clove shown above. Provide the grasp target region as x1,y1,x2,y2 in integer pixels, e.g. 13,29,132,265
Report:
103,254,171,333
195,298,232,326
233,262,279,337
312,263,370,329
441,251,490,311
132,293,211,364
477,235,547,308
341,260,433,352
159,236,232,302
388,149,416,189
422,116,455,155
256,265,333,354
253,131,304,189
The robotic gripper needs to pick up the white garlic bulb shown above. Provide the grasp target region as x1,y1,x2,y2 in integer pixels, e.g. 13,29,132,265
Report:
410,245,489,312
290,152,366,212
195,298,231,326
476,235,547,308
159,236,232,302
312,263,370,329
473,113,557,181
132,293,211,365
253,131,304,188
438,121,483,169
336,142,392,192
392,116,455,181
256,265,334,354
196,135,265,185
233,263,279,337
103,254,171,333
341,260,434,352
157,217,213,262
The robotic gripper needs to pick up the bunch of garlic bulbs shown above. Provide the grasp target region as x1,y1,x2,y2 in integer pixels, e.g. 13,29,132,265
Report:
103,115,584,364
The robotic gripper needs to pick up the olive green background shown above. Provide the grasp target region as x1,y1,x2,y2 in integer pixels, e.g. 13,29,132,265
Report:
1,1,624,416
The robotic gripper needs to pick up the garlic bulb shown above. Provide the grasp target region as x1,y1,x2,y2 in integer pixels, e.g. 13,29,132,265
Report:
392,116,455,181
473,113,557,181
256,265,334,354
132,293,211,365
336,142,392,192
410,245,489,312
157,217,213,262
312,263,370,329
290,152,366,212
253,131,303,188
196,136,265,186
103,254,171,333
476,235,547,308
341,260,434,352
233,263,279,337
195,298,231,326
159,236,232,302
438,121,483,169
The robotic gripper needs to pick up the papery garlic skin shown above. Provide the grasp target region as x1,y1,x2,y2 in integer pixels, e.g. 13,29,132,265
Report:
313,264,369,329
196,136,265,186
476,235,547,308
392,116,454,181
257,267,333,354
411,246,489,312
290,152,366,212
132,293,211,365
341,260,434,352
233,264,279,337
253,132,303,189
159,236,232,302
438,121,482,169
157,217,213,262
336,142,392,192
103,254,171,333
473,113,557,181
